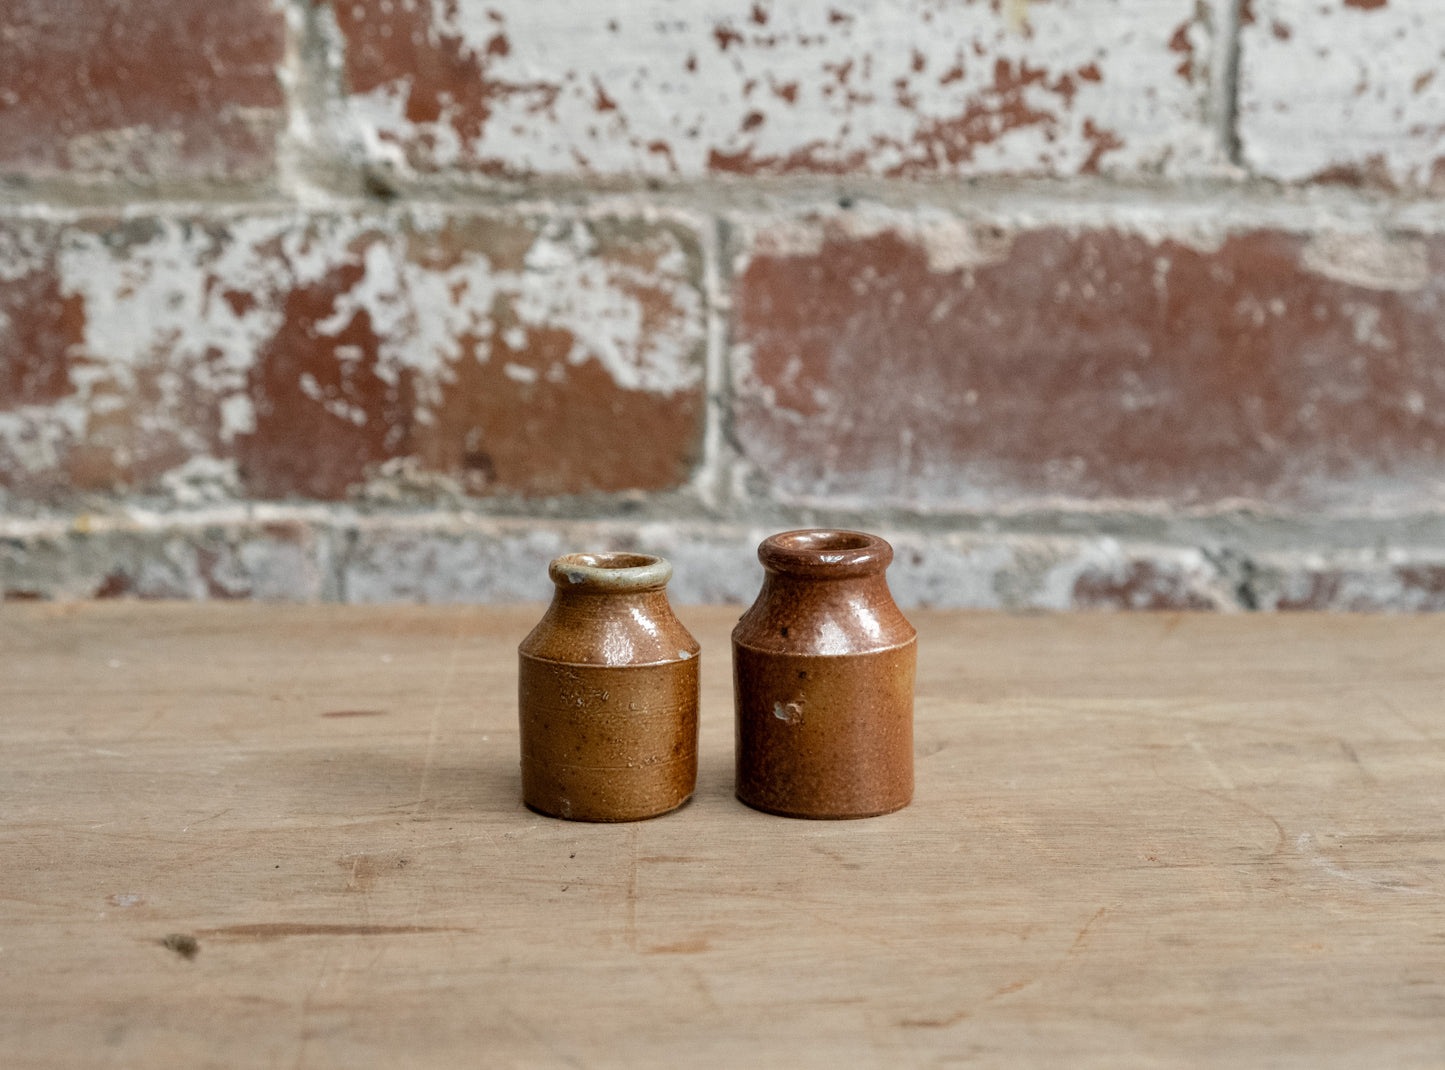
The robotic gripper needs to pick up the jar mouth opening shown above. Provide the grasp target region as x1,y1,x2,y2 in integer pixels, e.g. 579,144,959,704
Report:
549,552,672,591
758,529,892,577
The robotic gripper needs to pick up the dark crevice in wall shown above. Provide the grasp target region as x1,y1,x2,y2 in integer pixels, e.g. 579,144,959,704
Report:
330,525,358,604
1234,557,1260,611
1203,546,1260,611
1219,0,1246,168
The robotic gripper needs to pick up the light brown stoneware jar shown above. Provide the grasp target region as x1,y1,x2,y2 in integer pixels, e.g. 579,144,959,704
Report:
733,530,916,819
519,552,700,822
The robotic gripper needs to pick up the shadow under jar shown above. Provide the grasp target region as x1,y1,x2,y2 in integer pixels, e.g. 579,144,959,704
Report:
733,530,916,819
518,553,700,822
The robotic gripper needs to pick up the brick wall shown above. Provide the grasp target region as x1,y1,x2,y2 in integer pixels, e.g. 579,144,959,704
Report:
3,0,1444,609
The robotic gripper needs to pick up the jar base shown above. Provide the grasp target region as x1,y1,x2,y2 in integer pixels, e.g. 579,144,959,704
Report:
735,792,911,820
524,793,694,823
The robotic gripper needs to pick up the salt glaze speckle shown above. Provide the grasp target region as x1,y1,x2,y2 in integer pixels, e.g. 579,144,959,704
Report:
733,530,916,819
518,552,699,822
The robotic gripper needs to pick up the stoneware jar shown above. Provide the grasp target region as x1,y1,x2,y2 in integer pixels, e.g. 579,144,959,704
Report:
733,530,916,819
519,552,700,821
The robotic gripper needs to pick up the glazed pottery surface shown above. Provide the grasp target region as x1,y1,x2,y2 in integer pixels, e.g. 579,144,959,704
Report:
519,553,699,822
733,530,916,819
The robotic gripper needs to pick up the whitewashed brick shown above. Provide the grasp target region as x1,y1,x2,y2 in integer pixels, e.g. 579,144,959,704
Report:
330,0,1225,179
1239,0,1445,189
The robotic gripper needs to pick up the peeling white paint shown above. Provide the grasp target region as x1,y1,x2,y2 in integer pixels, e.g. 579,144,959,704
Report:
732,207,1015,277
1301,232,1429,293
514,226,703,394
0,211,703,483
58,216,290,379
0,404,88,478
0,224,51,282
748,220,827,260
1241,0,1445,188
158,456,244,505
913,215,1013,274
64,126,188,176
336,0,1221,179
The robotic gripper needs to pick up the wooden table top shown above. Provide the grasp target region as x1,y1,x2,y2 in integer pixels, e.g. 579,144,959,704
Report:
2,604,1443,1068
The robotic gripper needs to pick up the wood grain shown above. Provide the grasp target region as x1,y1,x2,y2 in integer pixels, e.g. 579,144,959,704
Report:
2,604,1443,1068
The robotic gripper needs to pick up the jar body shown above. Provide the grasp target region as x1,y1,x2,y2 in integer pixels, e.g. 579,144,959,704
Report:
519,554,699,822
733,531,916,819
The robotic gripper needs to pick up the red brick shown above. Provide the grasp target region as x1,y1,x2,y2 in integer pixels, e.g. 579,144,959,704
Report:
0,0,285,181
732,216,1445,512
240,260,421,501
0,212,706,502
330,0,1221,179
0,244,82,409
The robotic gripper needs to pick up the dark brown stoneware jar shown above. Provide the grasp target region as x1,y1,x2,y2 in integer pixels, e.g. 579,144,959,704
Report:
519,552,699,822
733,530,916,819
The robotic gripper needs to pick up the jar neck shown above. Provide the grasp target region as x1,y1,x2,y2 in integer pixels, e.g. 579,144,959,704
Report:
735,565,914,657
547,585,673,613
522,581,697,667
757,566,891,598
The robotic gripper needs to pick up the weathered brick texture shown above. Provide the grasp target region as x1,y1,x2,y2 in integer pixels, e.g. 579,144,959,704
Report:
1,520,326,602
731,212,1445,513
1251,551,1445,612
330,0,1224,179
1239,0,1445,190
0,515,1243,609
0,212,706,502
0,0,287,182
3,0,1445,609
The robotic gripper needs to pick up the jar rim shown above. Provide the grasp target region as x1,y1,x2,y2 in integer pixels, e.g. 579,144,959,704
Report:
757,529,892,578
548,552,672,591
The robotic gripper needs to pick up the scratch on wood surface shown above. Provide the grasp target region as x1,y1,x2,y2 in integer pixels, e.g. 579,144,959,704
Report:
1063,906,1109,959
1203,786,1286,857
1295,833,1441,897
1187,734,1236,791
644,937,711,954
638,855,710,864
900,906,1111,1028
1376,695,1440,750
184,808,231,828
416,626,463,808
339,852,408,894
683,965,721,1012
992,978,1033,996
509,1011,589,1070
196,923,468,941
124,705,169,743
291,940,332,1070
1337,738,1375,783
1150,753,1286,857
810,843,863,870
626,824,639,951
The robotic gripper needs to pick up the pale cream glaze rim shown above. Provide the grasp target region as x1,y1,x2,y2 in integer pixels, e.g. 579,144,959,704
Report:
548,552,673,591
